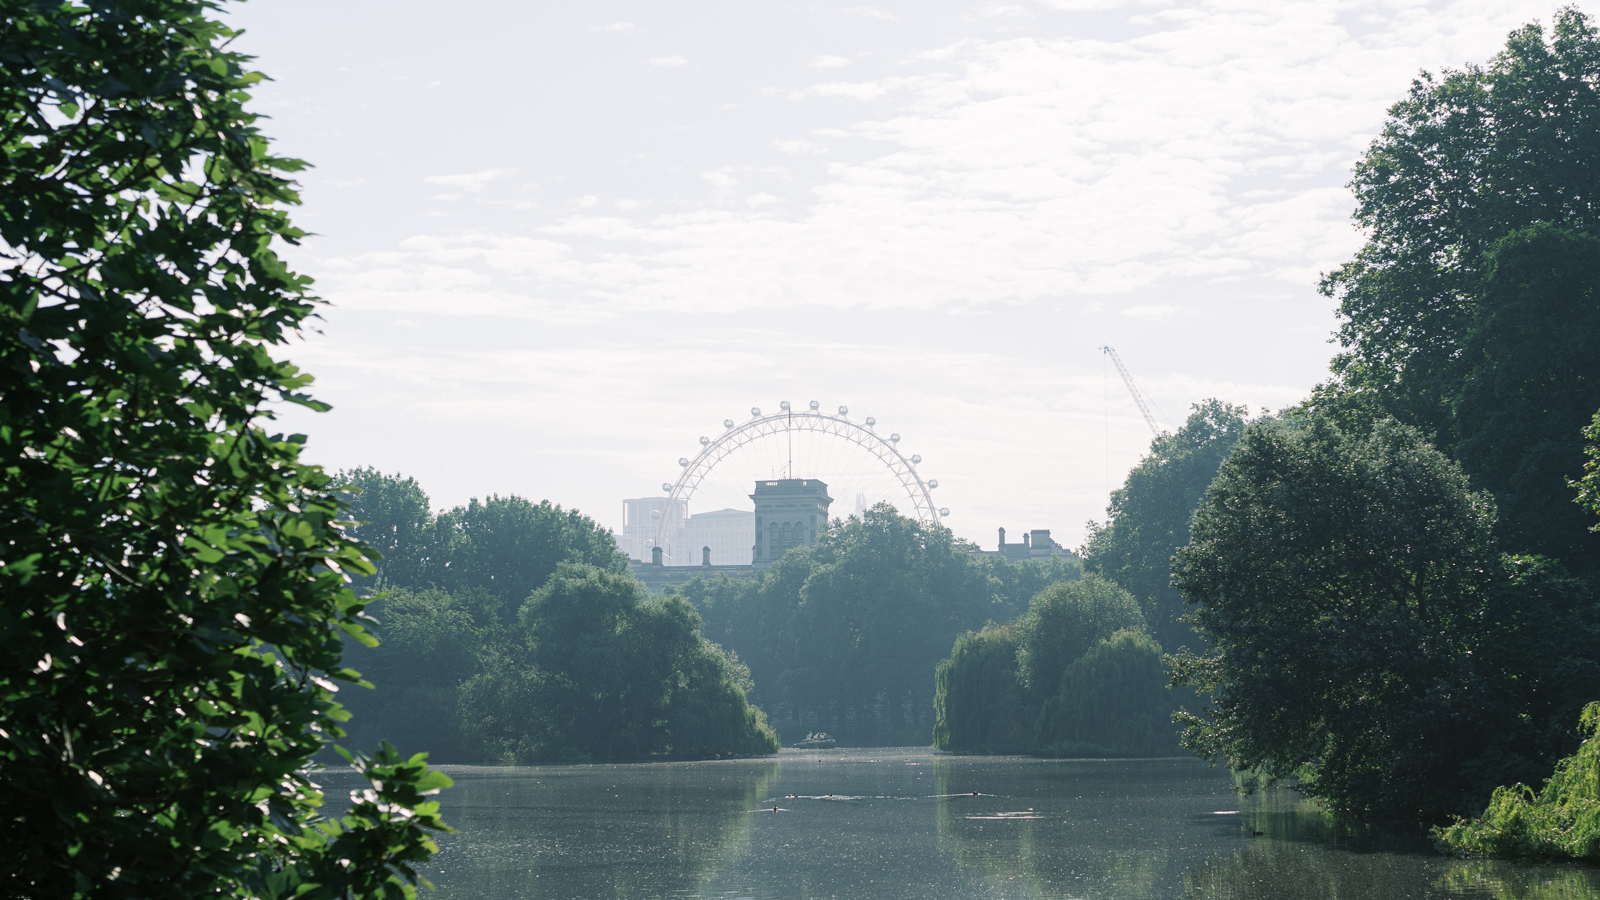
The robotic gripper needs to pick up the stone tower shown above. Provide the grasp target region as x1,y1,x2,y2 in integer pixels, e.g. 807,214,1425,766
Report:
751,478,832,568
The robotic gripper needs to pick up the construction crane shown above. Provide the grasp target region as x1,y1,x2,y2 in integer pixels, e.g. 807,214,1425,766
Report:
1100,345,1163,437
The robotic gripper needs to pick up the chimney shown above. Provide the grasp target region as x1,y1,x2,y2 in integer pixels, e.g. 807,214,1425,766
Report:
702,546,712,566
651,546,663,566
998,526,1006,548
1023,532,1031,549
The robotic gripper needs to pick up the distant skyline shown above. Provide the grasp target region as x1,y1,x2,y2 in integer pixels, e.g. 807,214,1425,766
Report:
226,0,1592,549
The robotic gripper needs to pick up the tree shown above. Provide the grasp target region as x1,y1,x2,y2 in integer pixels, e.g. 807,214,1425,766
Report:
781,505,1003,741
1435,700,1600,862
1171,417,1514,820
0,1,446,896
1035,629,1178,758
1317,9,1600,570
338,587,493,764
932,625,1029,753
1081,400,1249,649
1452,225,1600,569
1437,412,1600,857
337,467,435,591
430,494,627,624
1014,576,1145,704
459,564,777,762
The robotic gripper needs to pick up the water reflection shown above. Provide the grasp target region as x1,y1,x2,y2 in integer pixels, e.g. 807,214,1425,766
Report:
1185,787,1600,900
425,759,778,899
1439,862,1600,900
317,751,1600,900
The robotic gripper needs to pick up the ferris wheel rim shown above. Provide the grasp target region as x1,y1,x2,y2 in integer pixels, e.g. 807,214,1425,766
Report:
653,407,941,549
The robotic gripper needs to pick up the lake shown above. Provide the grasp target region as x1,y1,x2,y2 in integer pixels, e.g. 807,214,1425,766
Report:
323,748,1600,899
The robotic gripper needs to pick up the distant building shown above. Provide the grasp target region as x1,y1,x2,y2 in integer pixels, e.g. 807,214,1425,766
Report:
752,478,832,568
683,508,754,565
630,544,758,594
620,497,685,564
979,527,1075,564
623,478,834,590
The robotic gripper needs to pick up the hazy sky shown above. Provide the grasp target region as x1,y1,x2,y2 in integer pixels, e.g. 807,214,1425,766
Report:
226,0,1589,550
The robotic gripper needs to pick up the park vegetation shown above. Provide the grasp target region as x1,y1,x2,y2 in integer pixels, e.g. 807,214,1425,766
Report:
1168,7,1600,847
668,504,1081,745
333,468,779,763
932,401,1248,756
0,2,448,896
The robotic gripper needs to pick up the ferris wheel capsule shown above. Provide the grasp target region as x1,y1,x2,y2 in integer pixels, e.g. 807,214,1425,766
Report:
751,407,761,417
838,405,848,416
808,400,819,411
699,436,710,445
661,483,673,492
865,417,876,428
911,454,921,464
890,433,900,443
780,400,791,411
929,479,939,489
724,419,734,429
678,457,689,467
939,508,950,517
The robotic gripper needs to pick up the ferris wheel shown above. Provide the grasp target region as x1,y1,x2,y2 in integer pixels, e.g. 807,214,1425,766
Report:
655,401,948,551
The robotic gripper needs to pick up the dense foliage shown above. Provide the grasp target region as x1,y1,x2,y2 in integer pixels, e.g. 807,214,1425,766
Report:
462,564,778,762
1170,10,1600,833
1317,8,1600,572
1035,629,1178,757
675,503,1080,744
932,626,1028,753
337,471,774,762
1435,701,1600,861
1172,416,1600,821
934,578,1175,756
1081,400,1249,650
338,466,627,622
1433,413,1600,854
0,1,449,896
1014,577,1146,702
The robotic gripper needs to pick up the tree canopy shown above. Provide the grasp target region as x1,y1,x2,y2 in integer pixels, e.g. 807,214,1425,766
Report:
1078,400,1250,649
0,1,446,895
1318,8,1600,571
461,564,777,763
334,470,774,763
677,503,1080,745
933,579,1174,757
1172,417,1600,820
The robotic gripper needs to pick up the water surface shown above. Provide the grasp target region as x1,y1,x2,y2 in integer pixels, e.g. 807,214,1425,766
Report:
325,748,1600,899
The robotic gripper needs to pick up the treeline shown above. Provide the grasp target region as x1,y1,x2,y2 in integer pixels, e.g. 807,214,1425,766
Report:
667,505,1081,745
336,468,778,762
934,401,1249,756
1169,8,1600,845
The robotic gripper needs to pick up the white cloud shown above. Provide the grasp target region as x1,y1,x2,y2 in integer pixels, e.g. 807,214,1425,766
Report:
844,6,898,20
810,55,853,68
648,55,688,67
808,80,899,101
591,21,633,33
335,0,1564,323
1122,304,1179,320
422,168,512,191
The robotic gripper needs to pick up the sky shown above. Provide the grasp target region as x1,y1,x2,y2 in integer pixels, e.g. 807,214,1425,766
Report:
224,0,1591,552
